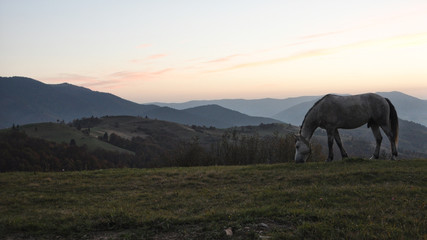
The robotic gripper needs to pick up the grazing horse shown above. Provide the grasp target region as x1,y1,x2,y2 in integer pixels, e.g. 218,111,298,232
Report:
294,93,398,163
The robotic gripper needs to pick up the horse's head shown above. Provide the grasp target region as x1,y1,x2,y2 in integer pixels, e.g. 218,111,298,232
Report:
294,135,311,163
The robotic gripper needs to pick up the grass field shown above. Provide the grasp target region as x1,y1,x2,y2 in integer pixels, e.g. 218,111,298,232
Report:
1,159,426,239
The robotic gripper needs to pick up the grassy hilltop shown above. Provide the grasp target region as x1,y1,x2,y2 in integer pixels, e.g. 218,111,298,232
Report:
1,159,426,239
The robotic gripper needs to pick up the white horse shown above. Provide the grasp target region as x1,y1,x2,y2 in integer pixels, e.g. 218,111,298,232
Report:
295,93,398,163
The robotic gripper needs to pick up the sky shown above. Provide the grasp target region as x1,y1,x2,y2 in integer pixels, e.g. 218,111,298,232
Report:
1,0,427,103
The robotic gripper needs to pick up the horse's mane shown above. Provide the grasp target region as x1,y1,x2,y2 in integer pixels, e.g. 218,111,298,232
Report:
299,94,331,134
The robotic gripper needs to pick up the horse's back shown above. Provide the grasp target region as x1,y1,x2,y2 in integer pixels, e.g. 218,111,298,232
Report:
323,93,387,110
317,93,389,129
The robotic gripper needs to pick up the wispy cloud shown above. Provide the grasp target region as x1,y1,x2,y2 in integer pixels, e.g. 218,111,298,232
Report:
151,68,173,75
42,73,99,85
295,5,427,43
205,32,427,73
99,69,173,88
44,68,174,90
109,71,149,81
204,49,331,73
300,29,349,40
204,54,246,63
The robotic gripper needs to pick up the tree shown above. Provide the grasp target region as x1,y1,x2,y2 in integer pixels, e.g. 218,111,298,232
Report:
102,132,109,142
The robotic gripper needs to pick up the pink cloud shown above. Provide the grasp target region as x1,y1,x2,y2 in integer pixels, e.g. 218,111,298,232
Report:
204,54,245,63
151,68,173,75
137,43,151,49
130,59,142,63
147,54,167,60
41,73,127,90
42,73,98,85
43,69,169,91
108,71,150,82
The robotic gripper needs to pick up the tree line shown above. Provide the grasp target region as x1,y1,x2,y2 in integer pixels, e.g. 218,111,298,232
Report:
0,130,135,172
169,129,325,167
0,125,324,172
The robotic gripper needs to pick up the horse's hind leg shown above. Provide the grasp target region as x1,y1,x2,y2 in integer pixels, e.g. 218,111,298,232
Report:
380,126,398,160
334,129,348,159
370,124,382,159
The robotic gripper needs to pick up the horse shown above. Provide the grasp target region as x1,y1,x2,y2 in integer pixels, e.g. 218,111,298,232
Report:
294,93,398,163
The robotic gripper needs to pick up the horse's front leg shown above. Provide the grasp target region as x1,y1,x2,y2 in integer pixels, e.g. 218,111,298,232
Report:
326,129,334,162
334,129,348,159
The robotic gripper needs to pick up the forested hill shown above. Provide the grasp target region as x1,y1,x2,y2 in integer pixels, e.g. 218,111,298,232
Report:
1,115,426,172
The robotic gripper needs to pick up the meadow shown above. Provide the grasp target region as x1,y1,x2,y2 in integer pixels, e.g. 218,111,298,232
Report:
1,159,426,239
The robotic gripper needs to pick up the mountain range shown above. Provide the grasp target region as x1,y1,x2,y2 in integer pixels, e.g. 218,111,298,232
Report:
155,92,427,127
0,77,280,129
1,77,426,130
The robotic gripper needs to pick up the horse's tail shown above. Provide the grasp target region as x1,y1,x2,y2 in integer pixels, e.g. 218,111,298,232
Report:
385,98,399,148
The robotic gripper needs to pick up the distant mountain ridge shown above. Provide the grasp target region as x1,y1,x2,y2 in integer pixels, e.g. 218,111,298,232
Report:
1,77,426,129
183,105,281,128
153,96,319,117
142,105,281,128
0,77,280,129
155,91,427,127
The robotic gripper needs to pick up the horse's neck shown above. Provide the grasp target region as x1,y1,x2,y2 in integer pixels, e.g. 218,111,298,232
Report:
301,113,318,141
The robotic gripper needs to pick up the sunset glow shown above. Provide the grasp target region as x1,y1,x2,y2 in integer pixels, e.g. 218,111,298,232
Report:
1,0,427,102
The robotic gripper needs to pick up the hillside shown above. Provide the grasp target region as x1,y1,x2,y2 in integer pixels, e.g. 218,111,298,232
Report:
183,104,282,128
154,96,319,117
0,77,281,129
1,160,426,239
18,122,132,154
61,115,427,159
273,100,316,126
3,115,425,172
0,117,302,171
86,115,225,148
142,105,281,128
0,77,157,128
